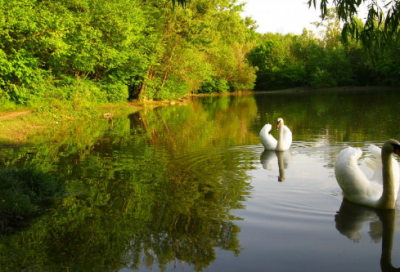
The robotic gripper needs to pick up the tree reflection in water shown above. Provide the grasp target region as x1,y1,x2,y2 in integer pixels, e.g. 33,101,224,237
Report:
0,95,258,271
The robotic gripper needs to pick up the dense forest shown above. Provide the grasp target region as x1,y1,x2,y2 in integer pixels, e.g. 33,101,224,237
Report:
0,0,257,111
0,0,399,111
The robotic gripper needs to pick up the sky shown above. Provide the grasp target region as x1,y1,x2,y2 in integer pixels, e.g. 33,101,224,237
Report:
239,0,324,35
239,0,370,35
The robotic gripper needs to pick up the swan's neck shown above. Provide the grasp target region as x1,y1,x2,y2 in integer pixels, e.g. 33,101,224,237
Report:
378,151,396,209
277,151,285,181
276,123,284,151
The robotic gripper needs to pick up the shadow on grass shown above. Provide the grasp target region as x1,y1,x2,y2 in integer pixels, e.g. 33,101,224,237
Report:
0,167,65,233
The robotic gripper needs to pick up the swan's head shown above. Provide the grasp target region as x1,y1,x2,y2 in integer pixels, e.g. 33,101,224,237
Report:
276,118,284,130
383,139,400,157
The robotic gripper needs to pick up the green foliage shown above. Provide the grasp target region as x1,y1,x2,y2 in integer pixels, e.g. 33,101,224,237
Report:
156,78,190,100
0,0,149,109
0,167,64,217
304,4,400,89
310,68,337,88
375,52,400,86
198,78,230,94
128,0,258,100
0,0,258,110
250,9,399,91
249,38,307,90
309,0,400,49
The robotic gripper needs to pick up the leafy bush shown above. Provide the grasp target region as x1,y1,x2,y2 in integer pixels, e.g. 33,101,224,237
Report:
0,0,148,107
310,68,337,89
102,82,129,103
375,54,400,86
198,79,229,94
155,79,190,100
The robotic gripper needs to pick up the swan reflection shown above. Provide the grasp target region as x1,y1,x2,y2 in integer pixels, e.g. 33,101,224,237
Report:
335,199,400,271
260,150,292,182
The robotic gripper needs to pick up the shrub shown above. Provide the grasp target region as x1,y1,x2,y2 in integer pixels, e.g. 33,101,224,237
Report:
154,78,190,100
310,68,337,89
198,78,229,94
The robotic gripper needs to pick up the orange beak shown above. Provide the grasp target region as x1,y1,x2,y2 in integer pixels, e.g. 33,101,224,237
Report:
276,122,281,130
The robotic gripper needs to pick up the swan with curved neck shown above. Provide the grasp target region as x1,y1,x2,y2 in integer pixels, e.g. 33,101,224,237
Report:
259,118,292,151
335,139,400,209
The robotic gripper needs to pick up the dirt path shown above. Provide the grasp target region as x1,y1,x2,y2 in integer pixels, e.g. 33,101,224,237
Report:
0,111,32,120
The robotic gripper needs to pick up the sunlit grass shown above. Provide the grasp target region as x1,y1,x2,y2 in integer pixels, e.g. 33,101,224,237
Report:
0,100,34,114
0,102,142,144
0,114,49,143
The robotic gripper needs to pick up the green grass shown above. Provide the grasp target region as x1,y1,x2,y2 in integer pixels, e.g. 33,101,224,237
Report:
0,167,65,217
0,99,33,113
0,102,142,144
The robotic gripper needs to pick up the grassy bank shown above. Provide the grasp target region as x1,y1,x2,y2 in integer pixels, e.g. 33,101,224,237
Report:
0,102,145,144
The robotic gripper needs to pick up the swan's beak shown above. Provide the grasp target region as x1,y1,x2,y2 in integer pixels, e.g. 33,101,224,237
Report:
276,122,281,130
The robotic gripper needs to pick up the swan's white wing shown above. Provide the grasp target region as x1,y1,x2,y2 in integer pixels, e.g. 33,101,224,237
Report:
369,144,382,162
335,147,383,207
281,125,292,150
365,144,383,181
259,124,277,150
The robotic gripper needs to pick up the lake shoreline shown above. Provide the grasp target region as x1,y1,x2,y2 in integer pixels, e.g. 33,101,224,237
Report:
0,103,144,144
254,85,400,94
1,86,399,144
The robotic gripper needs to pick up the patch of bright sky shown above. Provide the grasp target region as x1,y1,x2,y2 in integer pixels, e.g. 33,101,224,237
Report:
240,0,371,35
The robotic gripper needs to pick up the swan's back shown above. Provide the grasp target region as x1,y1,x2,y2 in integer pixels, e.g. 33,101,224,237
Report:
259,124,277,150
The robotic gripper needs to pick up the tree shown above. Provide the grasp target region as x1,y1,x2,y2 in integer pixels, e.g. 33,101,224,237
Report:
248,34,307,90
308,0,400,47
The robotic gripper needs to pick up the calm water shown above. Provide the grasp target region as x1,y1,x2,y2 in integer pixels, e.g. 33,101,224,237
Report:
2,90,400,271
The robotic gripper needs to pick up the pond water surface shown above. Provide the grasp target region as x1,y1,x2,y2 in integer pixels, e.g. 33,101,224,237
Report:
2,89,400,272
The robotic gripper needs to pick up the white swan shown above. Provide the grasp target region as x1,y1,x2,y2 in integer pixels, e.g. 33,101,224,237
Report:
259,118,292,151
334,139,400,209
